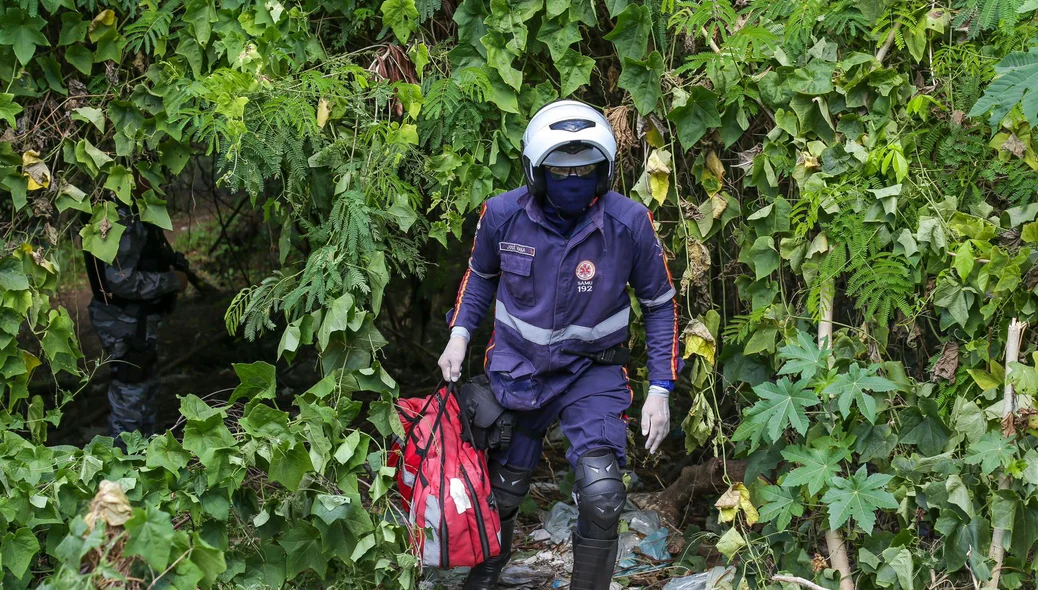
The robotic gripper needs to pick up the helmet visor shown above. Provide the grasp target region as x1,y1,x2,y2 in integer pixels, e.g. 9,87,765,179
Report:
540,141,606,167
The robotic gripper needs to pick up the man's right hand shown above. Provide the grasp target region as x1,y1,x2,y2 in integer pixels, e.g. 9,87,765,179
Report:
174,271,189,292
438,335,468,382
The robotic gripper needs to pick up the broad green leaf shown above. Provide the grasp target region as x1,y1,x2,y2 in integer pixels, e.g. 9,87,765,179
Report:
605,0,629,17
746,236,780,280
934,513,989,574
781,442,849,496
604,4,650,60
184,0,217,44
537,16,581,62
821,466,898,534
556,49,594,97
965,432,1015,475
0,94,22,127
1,527,40,578
758,484,804,529
898,401,952,456
822,364,896,423
268,440,314,491
75,139,113,176
952,241,975,280
229,361,276,404
716,527,745,559
482,31,523,91
239,403,291,440
876,547,915,590
369,400,405,438
732,377,819,446
79,202,126,264
145,431,191,475
486,0,542,50
381,0,419,43
103,165,134,204
852,423,898,463
317,292,355,351
191,533,227,586
777,330,829,380
125,506,174,570
951,397,988,445
0,9,50,65
279,523,327,579
667,87,722,150
311,494,352,525
71,106,106,133
618,52,664,115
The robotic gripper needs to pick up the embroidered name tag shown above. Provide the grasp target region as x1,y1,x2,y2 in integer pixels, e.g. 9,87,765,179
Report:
499,242,536,257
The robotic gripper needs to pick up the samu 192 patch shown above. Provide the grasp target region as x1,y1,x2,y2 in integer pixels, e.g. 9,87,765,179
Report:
499,242,535,257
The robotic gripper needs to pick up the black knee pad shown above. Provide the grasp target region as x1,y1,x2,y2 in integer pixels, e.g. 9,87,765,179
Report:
574,449,627,540
489,462,532,519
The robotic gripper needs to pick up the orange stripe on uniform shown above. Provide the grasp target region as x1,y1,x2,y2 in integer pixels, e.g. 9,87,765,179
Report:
483,331,497,371
621,366,633,402
670,299,679,379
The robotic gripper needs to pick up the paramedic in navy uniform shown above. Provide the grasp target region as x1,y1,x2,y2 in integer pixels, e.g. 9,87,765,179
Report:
439,100,682,590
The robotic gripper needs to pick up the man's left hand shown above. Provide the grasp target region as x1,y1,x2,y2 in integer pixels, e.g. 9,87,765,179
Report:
641,385,670,454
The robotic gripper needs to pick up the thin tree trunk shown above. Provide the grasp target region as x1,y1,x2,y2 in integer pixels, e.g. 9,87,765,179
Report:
818,281,855,590
986,318,1027,589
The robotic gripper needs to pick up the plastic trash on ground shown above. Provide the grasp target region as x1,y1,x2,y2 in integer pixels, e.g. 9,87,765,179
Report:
528,528,552,542
615,532,641,569
663,566,735,590
544,502,579,544
636,527,671,561
623,510,661,536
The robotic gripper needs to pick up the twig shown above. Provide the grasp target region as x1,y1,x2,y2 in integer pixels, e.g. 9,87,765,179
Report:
986,318,1027,589
700,27,722,54
875,22,903,64
775,575,835,590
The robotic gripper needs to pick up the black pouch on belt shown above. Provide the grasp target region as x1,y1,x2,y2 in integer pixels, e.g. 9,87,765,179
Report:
457,375,515,452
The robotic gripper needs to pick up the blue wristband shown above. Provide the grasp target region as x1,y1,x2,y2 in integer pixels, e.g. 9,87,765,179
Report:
649,380,675,392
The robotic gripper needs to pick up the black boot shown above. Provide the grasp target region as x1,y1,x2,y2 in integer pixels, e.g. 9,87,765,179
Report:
462,515,515,590
569,532,619,590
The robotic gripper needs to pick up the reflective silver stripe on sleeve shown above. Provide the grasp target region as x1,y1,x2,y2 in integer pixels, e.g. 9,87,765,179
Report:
468,262,498,280
637,287,676,309
494,300,630,345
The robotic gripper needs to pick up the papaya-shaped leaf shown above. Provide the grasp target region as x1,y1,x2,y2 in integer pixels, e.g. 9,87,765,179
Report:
821,466,898,534
0,9,50,65
381,0,419,43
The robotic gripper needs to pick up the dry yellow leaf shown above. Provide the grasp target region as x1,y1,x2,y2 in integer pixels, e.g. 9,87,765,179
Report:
714,482,759,526
317,98,331,129
710,193,727,219
84,480,133,531
22,150,51,190
90,9,116,31
681,318,715,365
706,150,725,181
646,149,672,205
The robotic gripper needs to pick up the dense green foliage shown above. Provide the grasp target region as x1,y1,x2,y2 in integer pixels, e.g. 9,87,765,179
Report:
2,0,1038,588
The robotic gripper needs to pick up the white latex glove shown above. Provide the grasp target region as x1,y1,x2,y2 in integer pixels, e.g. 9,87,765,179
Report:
641,386,671,454
438,333,469,382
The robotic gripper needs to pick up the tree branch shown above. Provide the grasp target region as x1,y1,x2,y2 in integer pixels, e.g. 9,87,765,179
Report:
875,22,902,64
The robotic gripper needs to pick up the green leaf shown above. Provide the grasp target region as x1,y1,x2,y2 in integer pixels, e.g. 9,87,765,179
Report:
369,400,405,438
191,533,226,586
184,0,217,44
79,203,126,264
965,432,1015,475
732,377,819,446
716,527,745,559
381,0,419,43
311,494,352,525
781,442,849,496
278,523,327,580
788,61,835,95
103,165,135,204
268,440,314,491
605,0,629,17
667,87,722,150
146,431,191,475
1,527,40,578
898,400,952,456
368,251,390,317
229,361,277,404
969,47,1038,129
822,364,896,423
239,403,291,440
876,547,915,590
604,4,650,60
618,52,664,115
746,236,780,280
482,31,523,91
953,241,975,280
0,94,23,127
0,9,50,66
537,16,581,63
125,506,174,571
75,139,113,176
71,106,106,133
317,292,355,351
951,398,988,445
556,48,595,97
821,466,898,534
758,484,804,530
777,331,829,380
59,12,89,46
934,513,989,573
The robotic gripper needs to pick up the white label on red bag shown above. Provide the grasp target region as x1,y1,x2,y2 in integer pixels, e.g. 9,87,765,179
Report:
449,478,471,514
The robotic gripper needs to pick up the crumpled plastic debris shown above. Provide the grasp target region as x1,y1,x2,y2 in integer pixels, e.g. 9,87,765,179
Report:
637,527,671,561
624,510,661,536
529,528,552,542
544,502,579,544
663,566,736,590
616,532,641,569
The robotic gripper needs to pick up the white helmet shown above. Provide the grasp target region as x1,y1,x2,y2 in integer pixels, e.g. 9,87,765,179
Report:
521,100,617,198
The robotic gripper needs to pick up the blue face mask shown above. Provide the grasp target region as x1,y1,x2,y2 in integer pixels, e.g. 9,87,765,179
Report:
543,174,598,218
